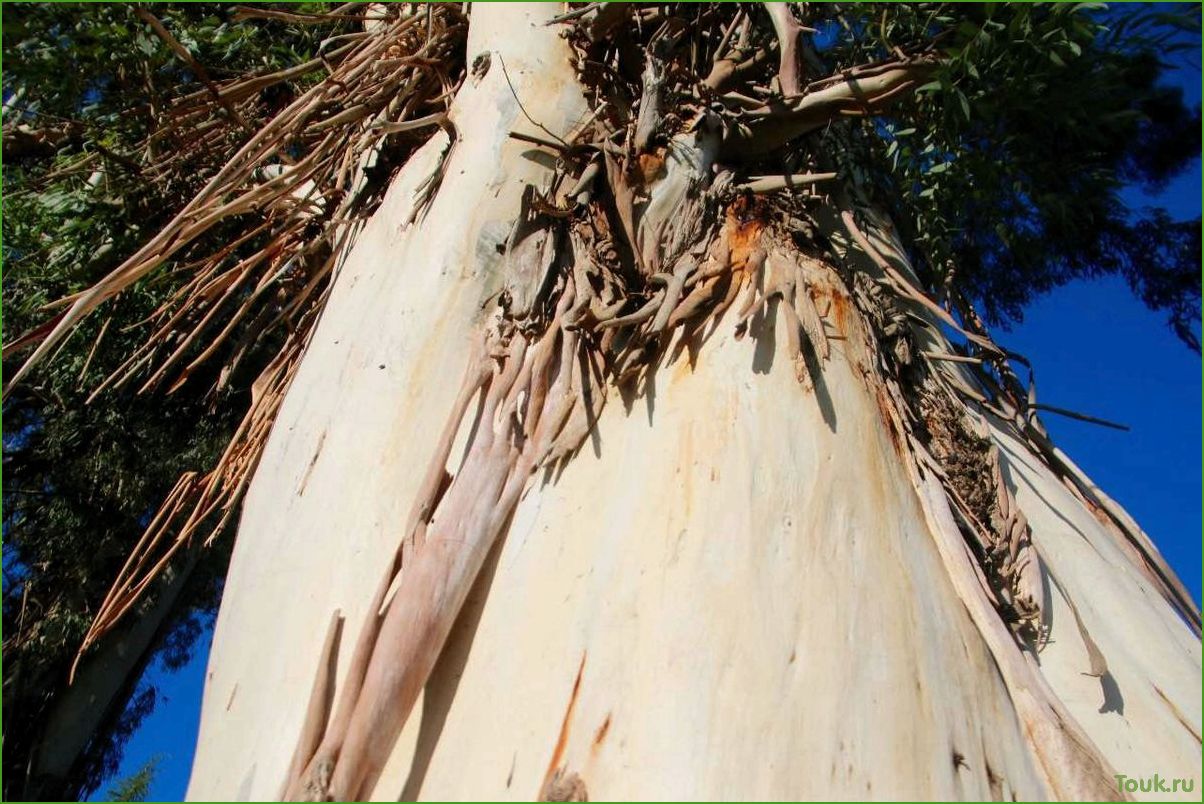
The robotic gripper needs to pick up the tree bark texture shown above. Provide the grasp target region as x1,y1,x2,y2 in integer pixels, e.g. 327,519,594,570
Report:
185,7,1200,801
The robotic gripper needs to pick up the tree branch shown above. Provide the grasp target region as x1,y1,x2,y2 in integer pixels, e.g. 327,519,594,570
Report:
762,3,813,96
721,56,936,158
736,172,837,193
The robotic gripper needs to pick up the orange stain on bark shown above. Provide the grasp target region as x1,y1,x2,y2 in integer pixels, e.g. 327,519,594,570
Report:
725,196,767,272
541,652,588,793
592,713,612,749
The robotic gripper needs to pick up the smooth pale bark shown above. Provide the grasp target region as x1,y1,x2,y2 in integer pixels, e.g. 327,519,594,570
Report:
994,425,1201,781
187,7,1200,801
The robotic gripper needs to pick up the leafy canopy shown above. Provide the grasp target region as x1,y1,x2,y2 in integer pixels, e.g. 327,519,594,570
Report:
810,2,1201,348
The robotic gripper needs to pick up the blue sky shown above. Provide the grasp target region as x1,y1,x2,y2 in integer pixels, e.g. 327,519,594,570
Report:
88,42,1202,804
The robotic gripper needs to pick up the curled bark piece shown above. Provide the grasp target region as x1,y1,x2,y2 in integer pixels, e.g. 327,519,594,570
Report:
790,271,830,361
597,293,664,330
650,260,695,333
564,247,596,329
404,346,492,547
590,294,629,325
633,50,666,154
924,351,983,364
668,275,723,328
780,300,809,385
567,155,602,202
503,187,564,319
1055,575,1110,679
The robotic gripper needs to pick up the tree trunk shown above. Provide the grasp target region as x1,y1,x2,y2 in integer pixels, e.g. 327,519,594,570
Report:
185,7,1200,801
26,556,197,800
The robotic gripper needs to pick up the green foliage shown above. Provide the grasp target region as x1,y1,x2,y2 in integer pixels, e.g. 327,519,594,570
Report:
2,2,332,314
104,753,163,802
808,2,1201,349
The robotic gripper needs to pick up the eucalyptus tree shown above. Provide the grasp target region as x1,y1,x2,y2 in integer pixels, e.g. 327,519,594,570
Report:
4,2,1200,801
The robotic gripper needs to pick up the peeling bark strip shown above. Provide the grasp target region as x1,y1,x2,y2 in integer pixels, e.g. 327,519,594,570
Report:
842,222,1049,642
278,611,343,799
834,209,1129,799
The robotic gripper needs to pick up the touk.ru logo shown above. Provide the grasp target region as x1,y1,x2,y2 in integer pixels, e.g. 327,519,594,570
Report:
1114,774,1195,795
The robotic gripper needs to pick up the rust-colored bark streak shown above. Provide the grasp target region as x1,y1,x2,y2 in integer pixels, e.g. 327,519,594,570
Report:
592,713,612,750
827,287,849,336
874,385,904,456
635,149,667,187
1153,684,1202,744
295,429,327,495
725,197,767,272
541,651,588,795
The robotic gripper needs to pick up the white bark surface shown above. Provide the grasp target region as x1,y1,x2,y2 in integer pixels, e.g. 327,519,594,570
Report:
994,424,1201,785
354,298,1050,801
187,6,1200,801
